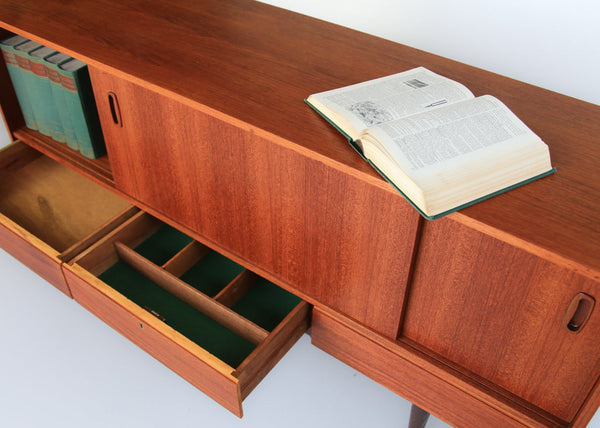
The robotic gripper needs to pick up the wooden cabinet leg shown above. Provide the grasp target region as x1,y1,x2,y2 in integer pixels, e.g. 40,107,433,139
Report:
408,404,430,428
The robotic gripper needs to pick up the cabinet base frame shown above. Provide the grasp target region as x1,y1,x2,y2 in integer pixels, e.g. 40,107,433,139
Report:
311,307,565,428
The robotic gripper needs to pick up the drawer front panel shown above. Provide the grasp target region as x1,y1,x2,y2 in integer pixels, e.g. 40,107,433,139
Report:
0,214,70,295
402,217,600,422
89,67,420,338
64,264,244,416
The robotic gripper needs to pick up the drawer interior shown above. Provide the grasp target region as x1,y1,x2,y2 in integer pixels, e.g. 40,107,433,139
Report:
0,142,132,258
72,211,306,369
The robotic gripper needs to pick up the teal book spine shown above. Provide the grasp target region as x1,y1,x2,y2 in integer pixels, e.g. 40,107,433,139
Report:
59,59,105,159
28,46,65,142
45,53,78,149
0,36,38,130
14,41,51,136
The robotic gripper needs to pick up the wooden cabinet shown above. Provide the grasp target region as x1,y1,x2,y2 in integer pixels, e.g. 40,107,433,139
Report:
402,217,600,422
0,0,599,426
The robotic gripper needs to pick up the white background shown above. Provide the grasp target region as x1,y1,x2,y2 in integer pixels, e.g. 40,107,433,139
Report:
1,1,599,427
263,0,600,105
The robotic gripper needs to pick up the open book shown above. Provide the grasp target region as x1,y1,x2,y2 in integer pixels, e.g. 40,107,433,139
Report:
306,67,554,219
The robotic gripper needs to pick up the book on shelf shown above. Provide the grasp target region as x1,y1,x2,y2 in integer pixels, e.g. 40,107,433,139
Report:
306,67,555,219
1,33,106,159
58,58,105,159
29,45,66,142
0,35,38,131
45,52,79,150
13,40,58,139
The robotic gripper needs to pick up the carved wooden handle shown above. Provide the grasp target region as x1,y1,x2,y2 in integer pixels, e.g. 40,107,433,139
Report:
564,293,595,333
107,91,123,127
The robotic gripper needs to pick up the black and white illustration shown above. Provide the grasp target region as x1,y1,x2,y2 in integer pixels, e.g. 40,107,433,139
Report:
349,101,393,127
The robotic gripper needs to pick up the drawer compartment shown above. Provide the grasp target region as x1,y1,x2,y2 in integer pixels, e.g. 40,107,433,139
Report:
0,141,134,296
62,212,310,417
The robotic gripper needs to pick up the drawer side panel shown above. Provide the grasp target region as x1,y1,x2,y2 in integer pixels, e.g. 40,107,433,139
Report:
0,213,70,296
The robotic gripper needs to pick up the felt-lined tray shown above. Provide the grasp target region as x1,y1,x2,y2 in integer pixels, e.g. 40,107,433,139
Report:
62,211,309,417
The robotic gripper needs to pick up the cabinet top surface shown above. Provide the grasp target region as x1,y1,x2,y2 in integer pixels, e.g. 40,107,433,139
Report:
1,0,599,273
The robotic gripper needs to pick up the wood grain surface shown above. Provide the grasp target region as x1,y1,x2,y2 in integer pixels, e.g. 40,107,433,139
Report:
311,307,564,428
63,263,245,417
90,67,420,338
0,213,70,295
402,216,600,422
0,142,129,296
0,0,597,275
0,1,599,425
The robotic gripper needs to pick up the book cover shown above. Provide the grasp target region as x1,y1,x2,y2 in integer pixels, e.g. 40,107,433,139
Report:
14,40,52,137
29,45,66,142
0,35,38,130
45,52,78,149
366,155,556,220
58,58,105,158
305,73,556,220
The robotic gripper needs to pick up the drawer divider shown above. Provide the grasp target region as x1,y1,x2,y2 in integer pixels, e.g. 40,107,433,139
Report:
59,206,140,263
114,242,269,345
215,270,260,307
71,211,163,275
161,240,210,276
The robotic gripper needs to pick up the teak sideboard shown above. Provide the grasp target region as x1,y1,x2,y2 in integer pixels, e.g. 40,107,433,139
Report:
0,1,599,426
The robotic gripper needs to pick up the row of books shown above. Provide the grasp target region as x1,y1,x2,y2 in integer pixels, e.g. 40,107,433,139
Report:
1,34,105,159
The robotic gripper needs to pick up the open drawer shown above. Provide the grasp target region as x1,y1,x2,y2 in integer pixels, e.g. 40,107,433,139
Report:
62,211,310,417
0,141,135,296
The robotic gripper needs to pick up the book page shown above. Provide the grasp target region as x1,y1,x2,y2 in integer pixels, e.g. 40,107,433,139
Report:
308,67,474,136
361,95,542,180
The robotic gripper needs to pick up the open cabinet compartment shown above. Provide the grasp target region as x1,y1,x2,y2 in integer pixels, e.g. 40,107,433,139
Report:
0,141,134,295
0,29,114,186
62,211,310,417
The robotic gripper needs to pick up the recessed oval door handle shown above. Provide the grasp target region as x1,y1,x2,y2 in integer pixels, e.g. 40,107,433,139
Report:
107,91,123,127
563,293,595,333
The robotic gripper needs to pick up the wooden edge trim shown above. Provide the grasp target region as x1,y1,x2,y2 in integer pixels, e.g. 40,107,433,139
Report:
0,140,41,172
0,211,71,296
59,205,139,263
312,307,564,428
235,301,311,400
12,128,114,187
114,242,269,345
571,375,600,428
451,212,599,281
214,270,260,307
161,240,210,276
69,211,161,274
64,262,238,377
0,211,60,259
